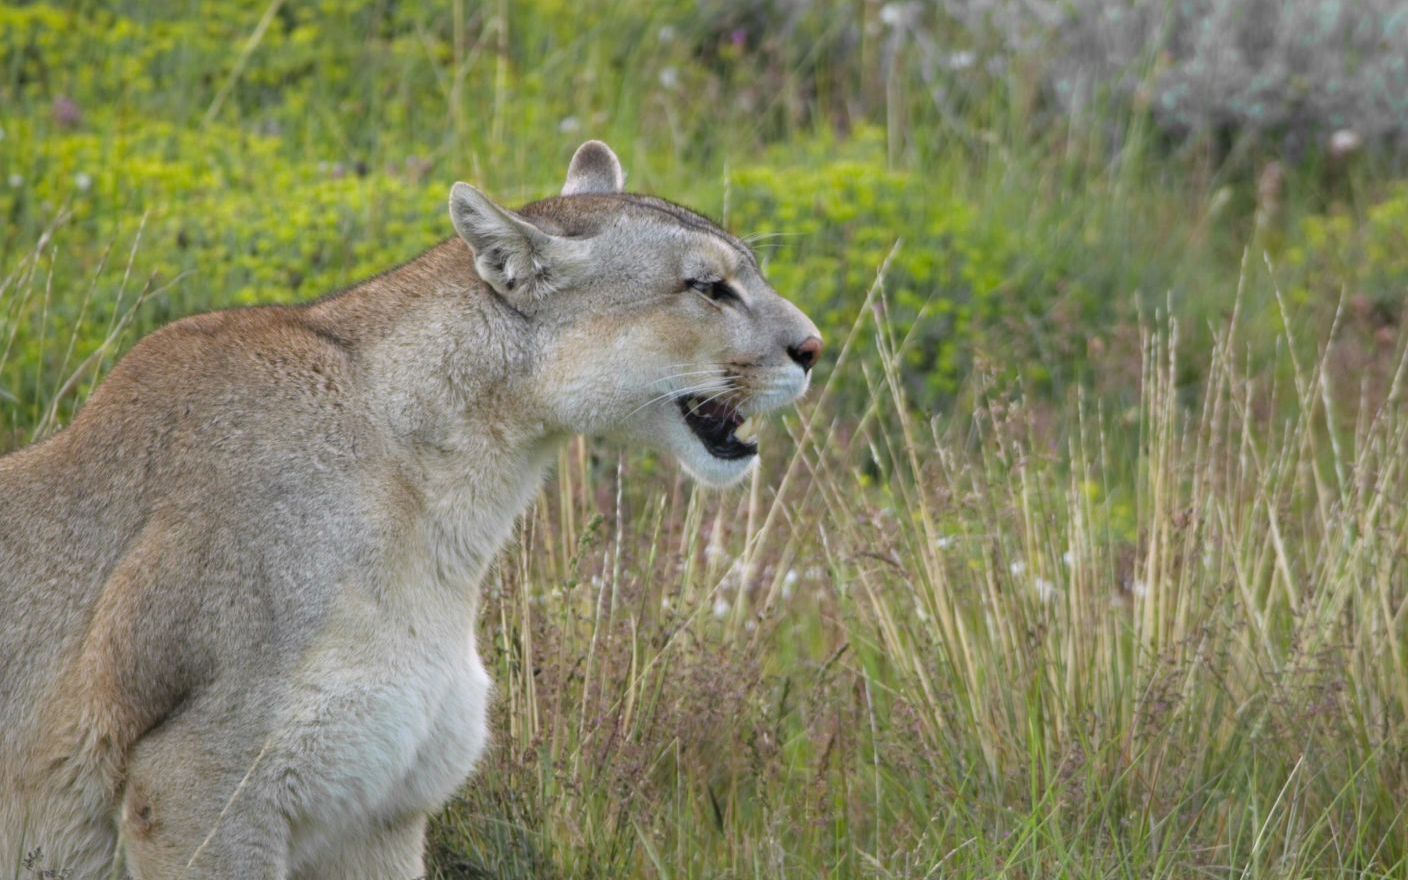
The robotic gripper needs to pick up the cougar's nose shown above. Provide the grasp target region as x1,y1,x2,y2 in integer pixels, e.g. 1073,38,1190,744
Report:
787,336,823,372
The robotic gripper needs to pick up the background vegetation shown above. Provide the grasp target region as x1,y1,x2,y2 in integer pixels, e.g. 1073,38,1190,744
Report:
5,0,1408,876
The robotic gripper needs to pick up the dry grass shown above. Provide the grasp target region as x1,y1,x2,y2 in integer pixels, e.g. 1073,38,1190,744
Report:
424,253,1408,877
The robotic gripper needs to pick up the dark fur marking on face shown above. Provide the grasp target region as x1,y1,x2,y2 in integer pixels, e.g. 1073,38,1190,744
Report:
623,195,761,272
522,193,760,273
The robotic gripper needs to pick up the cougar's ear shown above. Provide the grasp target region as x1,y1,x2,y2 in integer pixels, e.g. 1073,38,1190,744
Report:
450,182,583,300
562,140,626,196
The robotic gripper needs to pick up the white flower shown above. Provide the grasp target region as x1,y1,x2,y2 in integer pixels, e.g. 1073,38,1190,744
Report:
712,596,731,619
657,25,676,44
1329,129,1362,159
1034,577,1058,603
74,171,93,192
1062,550,1074,567
1131,579,1149,598
557,116,582,135
880,2,917,27
658,67,679,90
945,51,977,71
936,536,955,550
781,568,798,600
1009,560,1026,576
720,561,745,591
661,596,672,611
7,174,21,189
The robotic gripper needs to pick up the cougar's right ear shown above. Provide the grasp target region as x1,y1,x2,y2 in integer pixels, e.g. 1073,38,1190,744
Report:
449,182,584,301
562,140,626,196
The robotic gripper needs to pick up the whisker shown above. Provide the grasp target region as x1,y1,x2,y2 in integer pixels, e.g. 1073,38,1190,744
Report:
652,368,724,378
622,380,736,420
623,377,742,421
689,386,740,412
649,369,725,386
652,361,720,373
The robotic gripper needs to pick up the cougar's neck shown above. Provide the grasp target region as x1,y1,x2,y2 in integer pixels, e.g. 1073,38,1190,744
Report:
308,239,541,443
309,238,565,594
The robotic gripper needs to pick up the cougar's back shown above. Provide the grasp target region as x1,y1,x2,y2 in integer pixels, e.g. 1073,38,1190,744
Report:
0,303,369,869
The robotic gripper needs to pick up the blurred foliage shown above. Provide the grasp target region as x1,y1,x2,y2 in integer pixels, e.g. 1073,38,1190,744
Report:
2,0,1406,430
930,0,1408,160
1287,185,1408,318
732,134,1036,401
0,3,1104,438
1,0,1122,430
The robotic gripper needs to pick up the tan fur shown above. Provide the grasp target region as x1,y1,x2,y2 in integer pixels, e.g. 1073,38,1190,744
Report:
0,142,820,879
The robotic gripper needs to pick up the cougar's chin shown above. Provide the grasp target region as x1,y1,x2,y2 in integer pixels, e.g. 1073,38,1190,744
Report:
666,395,758,487
673,431,758,487
612,402,752,488
597,399,754,488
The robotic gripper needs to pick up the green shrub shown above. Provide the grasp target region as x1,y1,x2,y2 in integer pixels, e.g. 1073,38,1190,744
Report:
1285,186,1408,320
729,131,1183,409
731,134,1017,404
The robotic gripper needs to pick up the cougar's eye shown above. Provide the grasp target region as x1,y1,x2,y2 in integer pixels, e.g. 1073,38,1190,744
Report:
686,278,739,304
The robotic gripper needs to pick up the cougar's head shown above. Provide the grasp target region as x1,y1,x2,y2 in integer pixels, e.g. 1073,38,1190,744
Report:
449,140,822,486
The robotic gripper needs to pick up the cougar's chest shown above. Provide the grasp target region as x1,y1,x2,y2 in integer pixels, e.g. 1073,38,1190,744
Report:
284,607,491,867
381,620,493,812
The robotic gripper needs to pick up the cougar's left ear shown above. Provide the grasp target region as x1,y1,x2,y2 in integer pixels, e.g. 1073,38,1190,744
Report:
449,182,585,301
562,140,626,196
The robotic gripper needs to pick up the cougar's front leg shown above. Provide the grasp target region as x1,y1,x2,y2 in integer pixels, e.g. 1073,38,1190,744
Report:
294,813,427,880
118,716,289,880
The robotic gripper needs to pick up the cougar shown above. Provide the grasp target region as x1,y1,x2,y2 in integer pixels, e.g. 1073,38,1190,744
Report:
0,141,821,878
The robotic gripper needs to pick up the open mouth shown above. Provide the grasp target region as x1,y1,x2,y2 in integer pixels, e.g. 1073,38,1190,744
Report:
677,395,757,460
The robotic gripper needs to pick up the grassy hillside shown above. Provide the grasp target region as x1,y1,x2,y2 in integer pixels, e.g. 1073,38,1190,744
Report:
4,1,1408,876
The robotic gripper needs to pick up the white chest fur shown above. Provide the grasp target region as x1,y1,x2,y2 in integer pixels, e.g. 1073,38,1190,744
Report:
280,594,492,869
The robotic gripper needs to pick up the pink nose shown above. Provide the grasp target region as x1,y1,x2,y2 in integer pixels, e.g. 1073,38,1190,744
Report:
788,335,823,372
